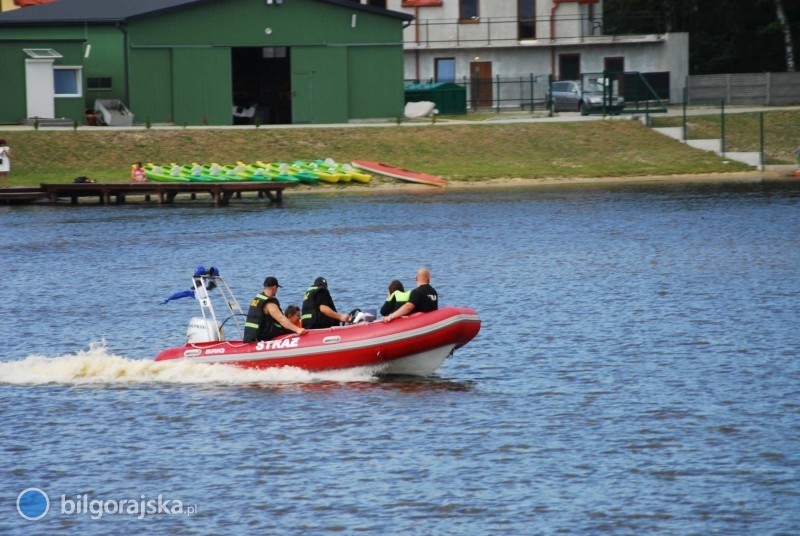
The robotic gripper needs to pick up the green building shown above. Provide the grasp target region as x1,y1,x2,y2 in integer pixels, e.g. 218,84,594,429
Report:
0,0,412,125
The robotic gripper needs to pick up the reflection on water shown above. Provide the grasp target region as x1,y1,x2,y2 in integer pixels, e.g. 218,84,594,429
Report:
1,178,799,534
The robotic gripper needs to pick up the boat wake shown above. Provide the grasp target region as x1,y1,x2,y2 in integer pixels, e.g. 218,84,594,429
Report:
0,342,380,386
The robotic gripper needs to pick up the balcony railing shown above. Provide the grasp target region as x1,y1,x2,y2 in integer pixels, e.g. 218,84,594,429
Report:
404,14,666,47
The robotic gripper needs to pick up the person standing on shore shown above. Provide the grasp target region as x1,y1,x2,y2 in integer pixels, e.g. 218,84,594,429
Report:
383,268,438,323
0,139,11,188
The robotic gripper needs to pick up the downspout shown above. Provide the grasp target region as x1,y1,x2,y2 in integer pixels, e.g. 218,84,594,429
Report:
414,7,419,81
117,21,130,109
550,1,560,79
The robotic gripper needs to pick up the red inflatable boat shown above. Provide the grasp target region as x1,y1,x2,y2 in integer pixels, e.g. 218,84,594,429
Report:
155,268,480,376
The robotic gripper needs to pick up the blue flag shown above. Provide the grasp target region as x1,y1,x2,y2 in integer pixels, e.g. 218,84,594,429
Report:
161,289,195,304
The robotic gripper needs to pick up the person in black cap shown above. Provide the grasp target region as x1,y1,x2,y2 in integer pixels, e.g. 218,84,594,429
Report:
300,276,350,329
383,267,438,323
243,276,306,342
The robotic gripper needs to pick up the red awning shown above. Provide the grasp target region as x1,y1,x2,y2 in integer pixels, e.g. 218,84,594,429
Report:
15,0,58,6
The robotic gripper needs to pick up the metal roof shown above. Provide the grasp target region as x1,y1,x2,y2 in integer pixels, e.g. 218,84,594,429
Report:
0,0,413,26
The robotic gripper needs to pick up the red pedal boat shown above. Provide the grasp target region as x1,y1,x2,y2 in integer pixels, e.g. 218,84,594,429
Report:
155,268,480,376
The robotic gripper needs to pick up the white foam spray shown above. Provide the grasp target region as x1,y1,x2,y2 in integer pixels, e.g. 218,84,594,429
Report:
0,342,379,386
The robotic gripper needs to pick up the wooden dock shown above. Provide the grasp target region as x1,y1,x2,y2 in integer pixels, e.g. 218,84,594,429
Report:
0,182,289,207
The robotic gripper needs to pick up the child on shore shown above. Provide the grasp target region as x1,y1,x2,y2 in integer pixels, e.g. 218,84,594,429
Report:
131,162,147,183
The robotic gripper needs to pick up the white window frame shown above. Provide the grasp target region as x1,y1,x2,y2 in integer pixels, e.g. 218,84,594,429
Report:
53,66,83,98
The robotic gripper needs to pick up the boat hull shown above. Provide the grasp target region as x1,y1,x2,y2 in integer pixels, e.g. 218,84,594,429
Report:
350,160,447,187
155,306,480,376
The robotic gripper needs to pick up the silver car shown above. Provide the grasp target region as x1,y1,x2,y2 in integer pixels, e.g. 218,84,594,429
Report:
547,80,625,115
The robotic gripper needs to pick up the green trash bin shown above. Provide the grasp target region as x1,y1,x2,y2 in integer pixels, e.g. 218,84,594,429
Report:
404,82,467,115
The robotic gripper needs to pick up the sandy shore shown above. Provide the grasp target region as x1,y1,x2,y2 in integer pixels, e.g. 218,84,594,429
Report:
291,169,797,195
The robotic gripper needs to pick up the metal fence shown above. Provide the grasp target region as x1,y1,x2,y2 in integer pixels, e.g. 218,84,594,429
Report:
686,73,800,106
405,71,668,114
406,75,549,111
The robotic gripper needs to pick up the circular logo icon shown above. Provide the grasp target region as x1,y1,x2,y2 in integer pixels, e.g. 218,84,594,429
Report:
17,488,50,521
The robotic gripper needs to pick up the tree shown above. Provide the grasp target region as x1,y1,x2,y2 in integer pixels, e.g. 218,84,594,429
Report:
603,0,799,74
773,0,796,71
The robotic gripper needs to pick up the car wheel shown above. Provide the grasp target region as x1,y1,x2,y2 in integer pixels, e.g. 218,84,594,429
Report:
579,101,588,116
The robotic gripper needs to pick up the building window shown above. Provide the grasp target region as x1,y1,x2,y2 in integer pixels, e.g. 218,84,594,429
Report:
87,77,112,90
518,0,535,39
367,0,387,7
53,67,82,97
459,0,478,21
435,58,455,82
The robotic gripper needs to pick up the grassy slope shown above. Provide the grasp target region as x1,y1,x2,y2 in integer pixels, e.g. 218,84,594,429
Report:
1,119,755,186
651,110,799,164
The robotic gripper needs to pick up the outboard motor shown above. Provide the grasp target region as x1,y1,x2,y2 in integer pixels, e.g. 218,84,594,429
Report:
186,317,224,343
348,308,376,324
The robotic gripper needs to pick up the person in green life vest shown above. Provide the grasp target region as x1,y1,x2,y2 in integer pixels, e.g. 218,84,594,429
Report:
380,279,410,317
243,276,306,342
383,267,438,323
301,276,350,329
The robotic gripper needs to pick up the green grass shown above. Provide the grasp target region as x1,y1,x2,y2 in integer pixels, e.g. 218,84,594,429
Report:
651,109,800,164
0,119,757,187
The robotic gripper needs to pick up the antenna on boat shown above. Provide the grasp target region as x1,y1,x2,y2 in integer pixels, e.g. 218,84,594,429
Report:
186,266,246,343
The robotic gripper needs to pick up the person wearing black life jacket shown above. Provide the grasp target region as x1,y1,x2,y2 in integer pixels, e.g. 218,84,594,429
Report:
301,276,350,329
382,268,438,323
380,279,411,317
243,276,306,342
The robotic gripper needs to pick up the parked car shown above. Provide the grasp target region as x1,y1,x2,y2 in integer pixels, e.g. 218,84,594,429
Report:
546,80,625,115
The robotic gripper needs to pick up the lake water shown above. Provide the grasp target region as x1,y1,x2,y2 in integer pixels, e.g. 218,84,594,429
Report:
1,178,799,534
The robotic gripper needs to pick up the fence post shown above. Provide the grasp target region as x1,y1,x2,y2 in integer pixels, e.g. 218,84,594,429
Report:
496,75,500,113
720,100,726,156
726,74,731,105
759,112,764,171
464,75,472,111
766,72,772,106
682,87,687,141
530,73,535,112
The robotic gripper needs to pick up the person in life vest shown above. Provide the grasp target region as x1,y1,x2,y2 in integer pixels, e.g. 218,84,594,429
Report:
382,267,438,323
284,304,302,328
380,279,410,317
301,276,350,329
243,276,306,342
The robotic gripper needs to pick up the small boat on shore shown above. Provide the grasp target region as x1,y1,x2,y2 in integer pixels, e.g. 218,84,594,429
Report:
155,268,480,376
351,160,447,187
